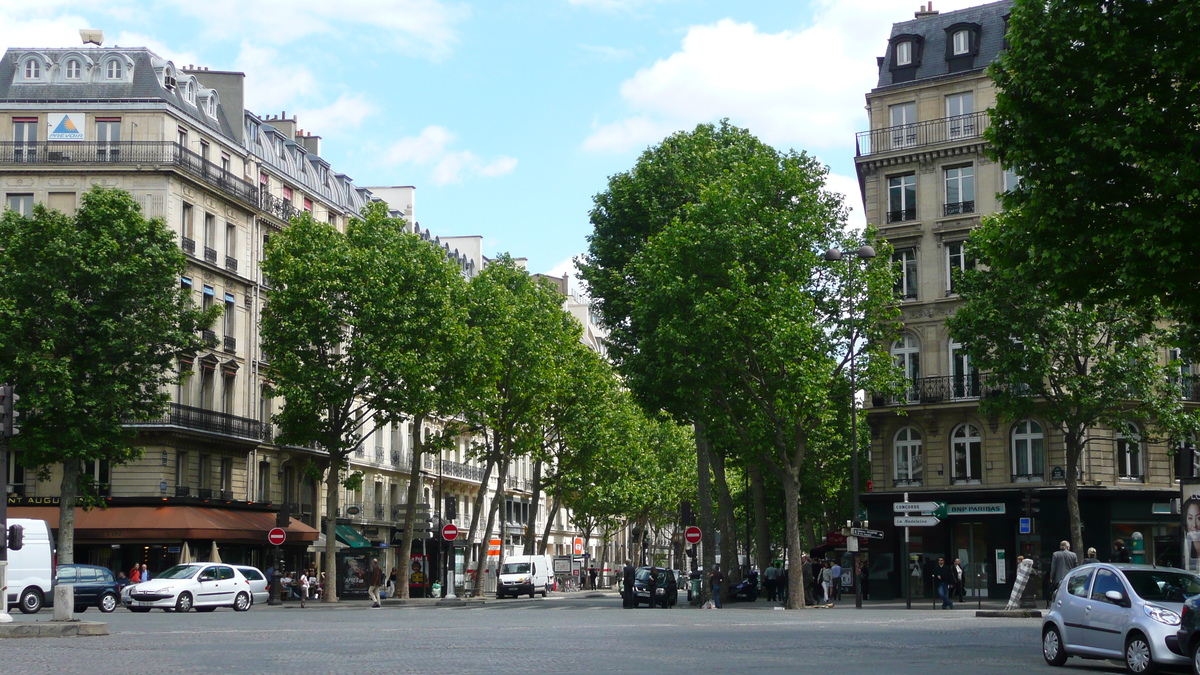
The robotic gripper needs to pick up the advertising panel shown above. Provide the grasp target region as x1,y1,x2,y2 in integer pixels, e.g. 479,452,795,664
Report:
1183,479,1200,573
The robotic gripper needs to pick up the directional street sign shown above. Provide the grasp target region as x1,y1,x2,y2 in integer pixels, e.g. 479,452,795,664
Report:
893,501,948,518
894,515,940,527
850,528,884,540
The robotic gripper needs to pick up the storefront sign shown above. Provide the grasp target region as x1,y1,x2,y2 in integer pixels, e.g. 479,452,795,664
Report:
995,549,1007,584
48,113,85,141
8,496,61,506
947,503,1006,515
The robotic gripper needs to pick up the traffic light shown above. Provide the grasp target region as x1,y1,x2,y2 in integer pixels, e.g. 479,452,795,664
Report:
0,384,18,437
444,496,457,521
6,523,24,551
1021,490,1042,518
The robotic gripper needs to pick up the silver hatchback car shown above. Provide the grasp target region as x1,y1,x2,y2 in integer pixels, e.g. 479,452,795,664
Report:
1043,562,1200,673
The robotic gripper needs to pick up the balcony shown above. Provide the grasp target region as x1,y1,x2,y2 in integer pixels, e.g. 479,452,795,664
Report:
943,201,975,217
204,247,218,264
855,111,990,157
223,336,236,353
0,141,260,208
201,329,217,344
181,237,196,254
198,488,214,499
260,191,301,224
220,490,234,501
873,374,1002,407
374,446,385,464
440,459,485,482
887,207,916,223
374,504,386,520
1012,472,1045,483
893,478,923,488
123,402,264,442
225,256,238,273
175,485,192,497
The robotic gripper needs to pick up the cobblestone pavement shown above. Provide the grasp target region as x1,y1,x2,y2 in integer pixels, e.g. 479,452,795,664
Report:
3,595,1049,674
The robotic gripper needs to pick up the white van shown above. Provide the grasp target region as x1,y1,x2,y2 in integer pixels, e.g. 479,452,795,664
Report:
497,554,553,598
4,518,55,613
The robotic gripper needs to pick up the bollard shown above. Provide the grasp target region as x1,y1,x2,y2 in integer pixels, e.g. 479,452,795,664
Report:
53,584,73,621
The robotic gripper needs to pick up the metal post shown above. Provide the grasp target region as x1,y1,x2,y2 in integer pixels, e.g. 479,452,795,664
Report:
0,433,10,623
903,492,911,611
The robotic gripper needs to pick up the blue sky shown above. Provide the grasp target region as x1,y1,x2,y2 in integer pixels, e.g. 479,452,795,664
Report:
1,0,985,290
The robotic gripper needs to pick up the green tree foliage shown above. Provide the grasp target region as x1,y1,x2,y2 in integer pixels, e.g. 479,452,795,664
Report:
946,215,1195,554
988,0,1200,352
0,187,218,561
261,203,470,600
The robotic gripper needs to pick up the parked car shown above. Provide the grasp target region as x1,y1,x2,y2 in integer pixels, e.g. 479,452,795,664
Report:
1174,593,1200,674
233,565,270,605
497,555,553,599
632,567,677,608
123,563,253,613
3,518,55,614
1043,562,1199,673
56,564,120,613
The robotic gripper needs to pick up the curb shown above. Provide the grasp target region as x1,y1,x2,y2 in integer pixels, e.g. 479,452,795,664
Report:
976,610,1043,618
0,621,109,638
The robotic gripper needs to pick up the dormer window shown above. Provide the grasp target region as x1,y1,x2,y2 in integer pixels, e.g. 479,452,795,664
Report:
896,41,912,66
65,59,81,79
106,59,122,80
952,30,970,55
206,97,217,117
184,81,195,104
25,60,40,79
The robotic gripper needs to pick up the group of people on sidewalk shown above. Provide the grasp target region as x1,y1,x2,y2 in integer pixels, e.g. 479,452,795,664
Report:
931,557,967,609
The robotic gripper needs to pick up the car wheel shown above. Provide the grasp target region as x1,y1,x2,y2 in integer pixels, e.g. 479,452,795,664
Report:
1042,625,1068,667
18,588,43,614
129,606,152,613
233,592,251,612
75,605,88,613
99,593,118,613
175,592,193,613
1125,632,1158,674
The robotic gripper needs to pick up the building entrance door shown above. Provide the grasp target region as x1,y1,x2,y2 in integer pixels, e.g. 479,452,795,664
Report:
953,522,988,598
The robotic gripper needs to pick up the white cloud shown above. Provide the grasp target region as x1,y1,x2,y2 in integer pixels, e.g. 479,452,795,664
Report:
545,255,588,297
584,0,988,155
383,126,517,186
824,172,865,233
234,42,320,114
295,93,379,137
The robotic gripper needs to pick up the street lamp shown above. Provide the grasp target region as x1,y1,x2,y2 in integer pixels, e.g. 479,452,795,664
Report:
823,244,876,610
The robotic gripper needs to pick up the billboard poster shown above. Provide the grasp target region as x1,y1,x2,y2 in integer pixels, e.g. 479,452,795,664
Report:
337,550,372,599
1183,479,1200,573
47,113,85,141
409,553,427,590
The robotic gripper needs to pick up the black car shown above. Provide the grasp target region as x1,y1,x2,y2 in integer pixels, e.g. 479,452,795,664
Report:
56,564,121,613
632,567,677,608
1177,593,1200,674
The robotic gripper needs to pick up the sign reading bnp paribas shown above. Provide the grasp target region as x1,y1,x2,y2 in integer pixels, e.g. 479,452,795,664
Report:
48,113,85,141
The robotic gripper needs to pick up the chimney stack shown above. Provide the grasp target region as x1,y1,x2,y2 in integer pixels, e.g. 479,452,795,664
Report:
915,2,939,18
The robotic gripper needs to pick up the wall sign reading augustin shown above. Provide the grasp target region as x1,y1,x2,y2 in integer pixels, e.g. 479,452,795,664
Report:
47,113,86,141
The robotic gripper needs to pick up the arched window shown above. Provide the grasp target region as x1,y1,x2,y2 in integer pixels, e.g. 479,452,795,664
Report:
1117,423,1144,481
24,60,40,79
952,423,983,484
1011,420,1044,481
106,59,122,80
894,427,923,485
184,80,196,104
65,59,81,79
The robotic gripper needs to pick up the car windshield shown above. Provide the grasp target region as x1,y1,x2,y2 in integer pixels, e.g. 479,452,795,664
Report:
635,568,666,583
502,563,530,575
156,565,201,580
1124,570,1200,603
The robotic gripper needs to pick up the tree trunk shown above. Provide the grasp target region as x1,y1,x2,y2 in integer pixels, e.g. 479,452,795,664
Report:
539,498,560,556
522,454,544,554
397,415,427,599
466,449,496,550
1065,431,1084,556
780,467,803,609
473,454,510,597
57,459,80,565
749,463,771,572
323,453,342,602
694,421,716,603
710,449,740,587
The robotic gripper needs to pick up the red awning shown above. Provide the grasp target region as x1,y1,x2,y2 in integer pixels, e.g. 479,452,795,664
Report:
7,505,318,544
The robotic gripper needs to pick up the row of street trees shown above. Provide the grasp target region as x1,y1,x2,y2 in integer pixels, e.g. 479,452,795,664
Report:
579,121,903,609
0,189,694,594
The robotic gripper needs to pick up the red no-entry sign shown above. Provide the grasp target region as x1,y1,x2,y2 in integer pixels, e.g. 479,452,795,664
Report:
268,527,287,546
684,526,702,545
441,523,459,541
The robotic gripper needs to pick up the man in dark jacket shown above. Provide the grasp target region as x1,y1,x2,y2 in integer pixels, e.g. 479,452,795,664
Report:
934,557,955,609
1112,539,1132,563
622,560,636,609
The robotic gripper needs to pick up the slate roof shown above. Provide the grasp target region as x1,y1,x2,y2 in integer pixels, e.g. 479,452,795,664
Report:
876,0,1014,89
0,48,236,142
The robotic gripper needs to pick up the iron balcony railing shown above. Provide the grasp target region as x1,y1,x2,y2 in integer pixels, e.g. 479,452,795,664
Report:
887,207,916,223
223,336,236,352
260,191,301,223
123,402,264,441
0,141,260,207
873,374,995,406
440,459,485,482
225,256,238,273
855,111,990,157
943,200,976,217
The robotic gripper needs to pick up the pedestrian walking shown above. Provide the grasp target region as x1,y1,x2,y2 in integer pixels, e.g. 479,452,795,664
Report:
1082,547,1100,565
368,559,384,608
387,567,397,598
129,564,141,584
763,562,779,602
141,564,151,582
1048,540,1078,607
800,555,815,606
647,567,659,608
952,558,966,603
622,560,636,609
294,564,304,607
709,565,725,609
830,561,842,601
589,565,598,591
934,557,954,609
1112,539,1132,563
821,561,833,603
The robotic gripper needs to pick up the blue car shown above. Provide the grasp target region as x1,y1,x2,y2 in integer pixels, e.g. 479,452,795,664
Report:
56,564,121,613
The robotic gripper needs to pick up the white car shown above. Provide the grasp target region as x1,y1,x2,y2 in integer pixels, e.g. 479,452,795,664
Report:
233,565,270,605
123,563,253,613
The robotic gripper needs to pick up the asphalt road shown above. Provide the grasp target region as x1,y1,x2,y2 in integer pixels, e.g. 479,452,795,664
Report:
1,594,1122,675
